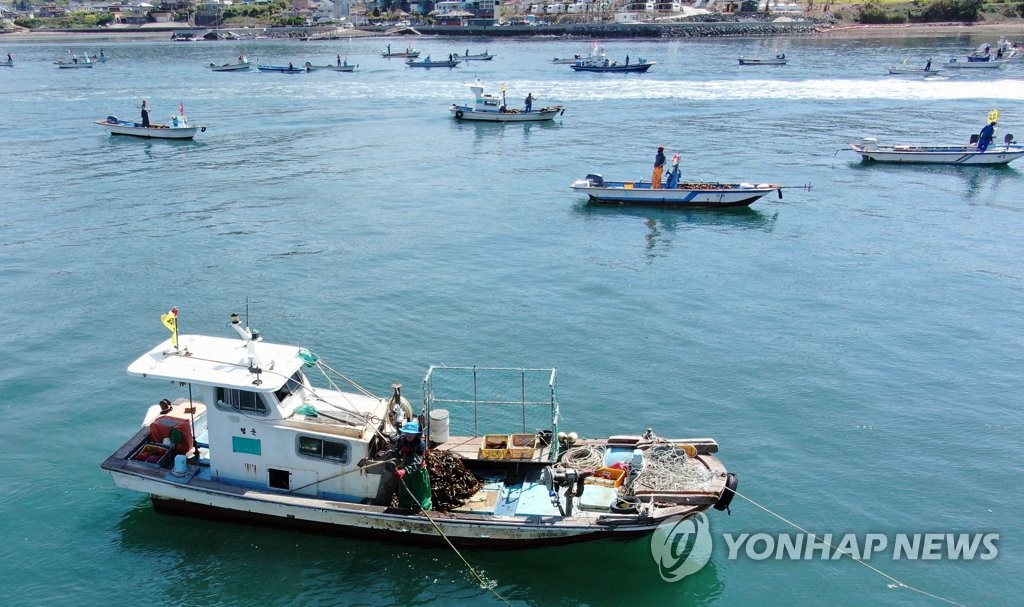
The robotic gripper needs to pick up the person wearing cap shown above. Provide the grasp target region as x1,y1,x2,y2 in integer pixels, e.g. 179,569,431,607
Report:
388,420,432,511
652,146,666,189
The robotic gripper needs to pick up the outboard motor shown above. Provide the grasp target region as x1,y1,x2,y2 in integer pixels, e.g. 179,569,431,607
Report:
584,173,605,187
543,466,590,517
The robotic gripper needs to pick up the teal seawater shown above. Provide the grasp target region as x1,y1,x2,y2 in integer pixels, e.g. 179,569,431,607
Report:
1,34,1022,606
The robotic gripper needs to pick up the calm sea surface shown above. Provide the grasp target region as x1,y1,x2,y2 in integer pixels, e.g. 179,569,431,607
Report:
1,32,1022,607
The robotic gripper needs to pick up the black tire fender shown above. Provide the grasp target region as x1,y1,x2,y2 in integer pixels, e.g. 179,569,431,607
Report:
610,495,641,514
455,110,464,119
713,472,738,512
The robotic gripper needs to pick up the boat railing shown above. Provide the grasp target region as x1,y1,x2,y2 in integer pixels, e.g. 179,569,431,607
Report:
422,366,560,462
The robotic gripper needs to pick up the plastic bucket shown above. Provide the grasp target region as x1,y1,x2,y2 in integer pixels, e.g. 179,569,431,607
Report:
428,409,450,444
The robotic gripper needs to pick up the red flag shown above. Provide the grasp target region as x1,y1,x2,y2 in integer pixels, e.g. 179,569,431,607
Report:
179,100,185,116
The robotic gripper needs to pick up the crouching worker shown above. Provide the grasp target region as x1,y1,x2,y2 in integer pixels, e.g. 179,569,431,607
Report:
389,420,433,511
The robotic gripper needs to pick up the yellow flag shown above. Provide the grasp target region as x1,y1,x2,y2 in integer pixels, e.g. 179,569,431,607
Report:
988,109,1000,124
161,307,179,349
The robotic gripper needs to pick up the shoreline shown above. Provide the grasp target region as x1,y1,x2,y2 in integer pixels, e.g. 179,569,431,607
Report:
3,20,1024,44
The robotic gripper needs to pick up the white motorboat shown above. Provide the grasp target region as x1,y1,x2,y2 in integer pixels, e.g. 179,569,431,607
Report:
207,56,250,71
101,310,737,547
449,80,565,122
95,104,206,140
849,136,1024,165
944,57,1007,70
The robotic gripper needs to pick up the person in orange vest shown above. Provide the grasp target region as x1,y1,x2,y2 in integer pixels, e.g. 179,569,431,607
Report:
651,146,666,189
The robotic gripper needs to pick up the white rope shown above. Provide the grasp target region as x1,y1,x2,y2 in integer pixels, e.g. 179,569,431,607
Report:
633,445,712,492
562,446,605,471
732,489,969,607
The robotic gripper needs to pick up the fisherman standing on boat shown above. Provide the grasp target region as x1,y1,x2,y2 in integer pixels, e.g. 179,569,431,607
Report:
925,58,932,71
977,118,997,152
388,421,432,512
652,146,666,189
337,54,342,66
524,92,534,113
140,100,150,128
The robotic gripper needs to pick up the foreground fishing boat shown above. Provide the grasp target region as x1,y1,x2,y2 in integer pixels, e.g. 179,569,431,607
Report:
101,311,737,547
571,173,784,208
94,105,206,140
738,54,788,66
450,80,565,122
850,136,1024,165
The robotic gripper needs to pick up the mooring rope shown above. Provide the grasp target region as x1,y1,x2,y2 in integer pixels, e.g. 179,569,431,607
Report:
398,480,513,607
732,489,968,607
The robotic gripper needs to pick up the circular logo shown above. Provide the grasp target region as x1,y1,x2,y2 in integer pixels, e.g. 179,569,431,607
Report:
650,512,713,582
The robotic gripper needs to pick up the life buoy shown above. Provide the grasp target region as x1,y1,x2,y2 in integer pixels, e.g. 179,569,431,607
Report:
777,53,785,60
455,110,464,119
610,495,641,514
713,472,738,512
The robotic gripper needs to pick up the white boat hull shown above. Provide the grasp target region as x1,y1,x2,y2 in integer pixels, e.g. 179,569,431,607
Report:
208,62,250,72
450,105,565,122
95,120,202,140
887,66,941,75
850,143,1024,165
572,178,781,207
103,429,727,547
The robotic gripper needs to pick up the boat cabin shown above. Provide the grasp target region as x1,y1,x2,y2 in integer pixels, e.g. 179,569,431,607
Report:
127,319,390,502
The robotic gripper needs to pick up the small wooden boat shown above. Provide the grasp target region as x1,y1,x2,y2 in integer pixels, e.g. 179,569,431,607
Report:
94,106,206,140
208,58,250,72
101,310,738,547
55,58,93,69
571,174,783,208
406,57,460,68
460,50,494,61
886,65,941,76
450,80,565,122
381,48,421,58
257,62,311,73
306,62,359,72
738,54,788,66
850,136,1024,165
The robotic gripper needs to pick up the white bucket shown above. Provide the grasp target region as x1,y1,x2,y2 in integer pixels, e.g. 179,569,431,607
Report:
429,409,450,444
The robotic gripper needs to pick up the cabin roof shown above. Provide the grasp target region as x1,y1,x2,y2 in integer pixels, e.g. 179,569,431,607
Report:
128,335,306,392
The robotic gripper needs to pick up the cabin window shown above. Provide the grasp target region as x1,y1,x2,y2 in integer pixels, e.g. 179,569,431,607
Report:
297,435,350,464
274,370,306,404
216,387,269,415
